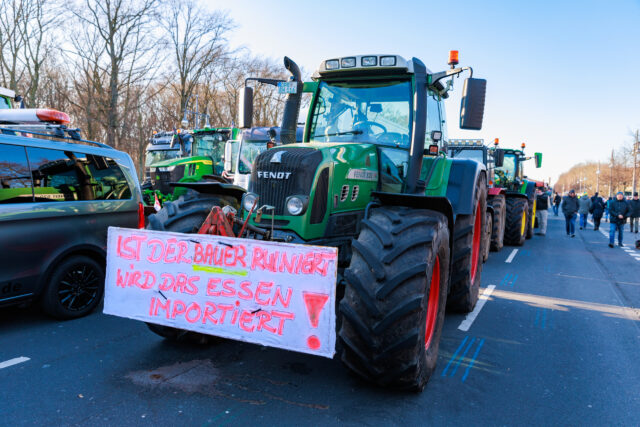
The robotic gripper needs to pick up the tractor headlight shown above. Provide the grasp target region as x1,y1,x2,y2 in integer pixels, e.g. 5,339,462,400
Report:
158,166,176,172
285,195,308,216
325,59,339,70
242,192,258,212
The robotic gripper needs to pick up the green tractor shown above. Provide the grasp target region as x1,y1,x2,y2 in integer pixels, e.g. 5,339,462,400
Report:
146,127,240,204
147,52,488,391
492,141,542,246
447,138,506,259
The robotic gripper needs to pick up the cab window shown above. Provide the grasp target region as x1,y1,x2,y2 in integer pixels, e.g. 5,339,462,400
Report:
425,90,441,144
0,144,33,204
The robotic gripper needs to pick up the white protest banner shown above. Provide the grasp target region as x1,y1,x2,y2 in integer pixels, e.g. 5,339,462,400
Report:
104,227,338,358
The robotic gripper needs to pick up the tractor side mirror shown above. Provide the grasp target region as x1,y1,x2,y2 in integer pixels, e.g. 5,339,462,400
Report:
238,87,254,129
459,78,486,130
494,148,505,167
535,152,542,168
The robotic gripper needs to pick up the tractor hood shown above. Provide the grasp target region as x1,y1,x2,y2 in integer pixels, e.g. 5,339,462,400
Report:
148,156,213,169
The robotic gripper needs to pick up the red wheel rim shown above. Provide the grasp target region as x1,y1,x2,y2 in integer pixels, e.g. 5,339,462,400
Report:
425,255,440,349
470,202,482,284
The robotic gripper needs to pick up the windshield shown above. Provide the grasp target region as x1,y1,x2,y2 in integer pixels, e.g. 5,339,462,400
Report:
495,153,517,184
448,147,484,163
193,133,228,161
238,141,267,174
309,80,412,147
145,150,181,166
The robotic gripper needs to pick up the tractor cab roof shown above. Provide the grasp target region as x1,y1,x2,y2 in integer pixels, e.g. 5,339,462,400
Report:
312,54,431,80
240,126,304,142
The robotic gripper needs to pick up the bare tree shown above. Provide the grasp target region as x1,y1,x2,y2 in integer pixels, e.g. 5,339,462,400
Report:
20,0,62,106
161,0,234,123
0,0,27,91
71,0,157,149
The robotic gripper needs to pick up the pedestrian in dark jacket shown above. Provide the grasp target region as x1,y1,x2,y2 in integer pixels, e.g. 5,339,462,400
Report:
608,192,630,247
578,193,591,230
590,192,605,230
553,192,561,216
561,189,579,237
629,192,640,233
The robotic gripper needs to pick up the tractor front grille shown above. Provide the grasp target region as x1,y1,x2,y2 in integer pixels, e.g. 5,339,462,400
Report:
250,147,322,215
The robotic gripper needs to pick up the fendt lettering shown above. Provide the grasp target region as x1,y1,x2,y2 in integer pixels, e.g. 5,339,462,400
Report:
257,171,292,179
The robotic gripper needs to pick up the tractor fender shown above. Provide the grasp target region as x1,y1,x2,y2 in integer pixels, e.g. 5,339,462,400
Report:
488,187,505,196
169,181,246,202
446,159,486,216
524,181,536,200
370,191,455,261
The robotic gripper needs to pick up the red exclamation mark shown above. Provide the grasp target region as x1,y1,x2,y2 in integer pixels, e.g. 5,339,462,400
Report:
302,292,329,350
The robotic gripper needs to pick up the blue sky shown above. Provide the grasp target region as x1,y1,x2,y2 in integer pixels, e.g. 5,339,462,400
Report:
207,0,640,183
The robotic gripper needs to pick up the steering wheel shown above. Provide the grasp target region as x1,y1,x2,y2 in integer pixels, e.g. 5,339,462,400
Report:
353,120,387,136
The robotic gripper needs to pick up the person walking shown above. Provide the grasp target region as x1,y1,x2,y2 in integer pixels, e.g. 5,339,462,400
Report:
535,188,550,236
562,189,579,237
629,192,640,234
590,192,605,230
608,191,630,247
578,192,591,230
553,192,561,216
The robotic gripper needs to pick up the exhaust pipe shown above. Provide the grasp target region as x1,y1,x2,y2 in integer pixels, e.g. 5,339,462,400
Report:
280,56,303,145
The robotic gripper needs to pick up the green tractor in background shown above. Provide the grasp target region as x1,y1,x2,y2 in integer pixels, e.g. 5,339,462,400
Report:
147,52,488,391
492,140,542,246
145,127,240,205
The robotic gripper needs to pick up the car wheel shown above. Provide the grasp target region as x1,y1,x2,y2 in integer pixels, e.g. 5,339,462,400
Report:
41,255,104,319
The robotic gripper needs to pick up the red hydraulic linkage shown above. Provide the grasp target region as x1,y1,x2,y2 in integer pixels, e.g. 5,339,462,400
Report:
197,199,259,238
197,206,236,236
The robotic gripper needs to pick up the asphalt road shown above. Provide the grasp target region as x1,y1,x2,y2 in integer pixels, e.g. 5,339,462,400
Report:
1,214,639,426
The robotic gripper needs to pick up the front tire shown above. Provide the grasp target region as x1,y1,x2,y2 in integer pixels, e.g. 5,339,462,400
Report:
504,197,528,246
488,194,506,252
482,212,492,263
41,255,104,319
447,172,487,313
339,206,450,391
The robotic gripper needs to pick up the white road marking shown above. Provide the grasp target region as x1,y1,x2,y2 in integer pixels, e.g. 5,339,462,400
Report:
505,249,518,263
458,285,496,332
0,357,30,369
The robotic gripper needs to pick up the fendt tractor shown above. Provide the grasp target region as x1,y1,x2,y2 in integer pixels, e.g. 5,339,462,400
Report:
147,52,488,391
492,140,542,246
447,139,506,258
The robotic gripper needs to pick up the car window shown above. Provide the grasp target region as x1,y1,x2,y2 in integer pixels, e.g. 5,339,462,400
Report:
26,147,132,202
0,143,33,204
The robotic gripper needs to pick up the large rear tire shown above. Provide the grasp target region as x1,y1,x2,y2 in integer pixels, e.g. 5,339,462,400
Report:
339,206,450,391
504,197,528,246
447,173,487,313
145,191,237,342
488,194,506,252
